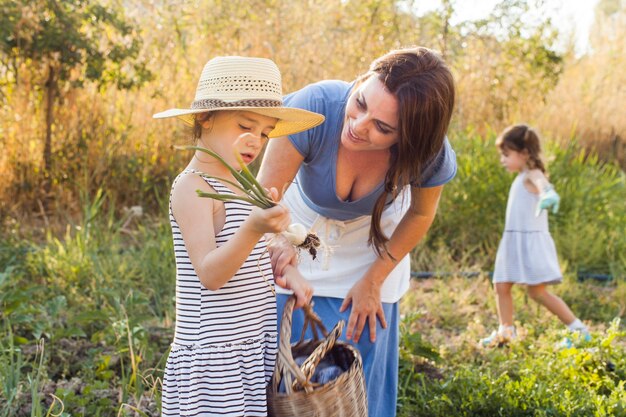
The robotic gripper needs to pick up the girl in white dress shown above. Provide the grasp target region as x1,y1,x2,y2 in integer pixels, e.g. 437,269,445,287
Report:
480,124,590,347
153,56,321,416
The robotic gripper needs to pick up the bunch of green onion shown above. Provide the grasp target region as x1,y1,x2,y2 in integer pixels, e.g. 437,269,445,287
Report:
179,145,313,248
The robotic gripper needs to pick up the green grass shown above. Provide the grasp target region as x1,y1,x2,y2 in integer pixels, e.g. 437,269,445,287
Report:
0,193,173,416
399,276,626,417
0,132,624,416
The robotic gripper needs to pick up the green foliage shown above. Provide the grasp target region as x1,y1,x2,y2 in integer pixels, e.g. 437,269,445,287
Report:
0,325,25,417
400,311,440,364
398,319,626,417
0,0,151,88
417,129,509,269
0,190,171,416
548,143,626,277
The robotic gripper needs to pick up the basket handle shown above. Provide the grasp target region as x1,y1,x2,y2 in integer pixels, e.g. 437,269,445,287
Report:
298,313,344,385
274,295,345,394
298,301,334,342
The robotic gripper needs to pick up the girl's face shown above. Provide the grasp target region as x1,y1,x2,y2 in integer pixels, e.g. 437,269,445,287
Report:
201,111,277,167
498,147,529,173
341,76,400,152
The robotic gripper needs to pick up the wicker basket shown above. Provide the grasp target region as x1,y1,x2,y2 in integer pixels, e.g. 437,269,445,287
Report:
267,296,368,417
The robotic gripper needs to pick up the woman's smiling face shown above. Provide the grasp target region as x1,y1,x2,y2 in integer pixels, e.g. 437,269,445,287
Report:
341,76,400,152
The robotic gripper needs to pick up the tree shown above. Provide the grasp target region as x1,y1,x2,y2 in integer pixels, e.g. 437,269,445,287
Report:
0,0,151,192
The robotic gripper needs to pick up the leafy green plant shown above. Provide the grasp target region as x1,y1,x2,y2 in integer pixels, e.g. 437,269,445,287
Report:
0,323,24,417
398,325,626,417
548,142,626,278
400,312,440,364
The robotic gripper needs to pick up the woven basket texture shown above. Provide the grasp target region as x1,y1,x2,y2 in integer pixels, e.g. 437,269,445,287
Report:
267,296,368,417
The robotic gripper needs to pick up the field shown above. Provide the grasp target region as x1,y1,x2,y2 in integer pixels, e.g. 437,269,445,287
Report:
2,1,626,415
2,132,625,416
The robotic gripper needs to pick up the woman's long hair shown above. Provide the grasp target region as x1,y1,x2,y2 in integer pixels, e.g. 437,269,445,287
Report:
365,46,455,258
496,124,546,173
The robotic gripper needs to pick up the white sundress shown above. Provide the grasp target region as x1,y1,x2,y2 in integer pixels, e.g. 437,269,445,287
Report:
493,171,562,285
161,172,277,416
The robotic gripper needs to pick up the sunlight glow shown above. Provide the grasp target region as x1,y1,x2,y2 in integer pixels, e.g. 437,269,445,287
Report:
413,0,600,55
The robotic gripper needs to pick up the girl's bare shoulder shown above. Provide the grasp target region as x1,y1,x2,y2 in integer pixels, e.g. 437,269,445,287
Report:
171,171,216,215
524,169,548,194
526,168,547,181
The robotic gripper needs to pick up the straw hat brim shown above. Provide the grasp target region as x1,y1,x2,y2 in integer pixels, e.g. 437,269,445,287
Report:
153,106,325,138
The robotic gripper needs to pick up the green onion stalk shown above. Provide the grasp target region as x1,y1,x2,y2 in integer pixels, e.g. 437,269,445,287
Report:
178,145,321,258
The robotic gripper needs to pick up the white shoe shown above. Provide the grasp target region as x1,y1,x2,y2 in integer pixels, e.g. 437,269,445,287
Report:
479,328,516,348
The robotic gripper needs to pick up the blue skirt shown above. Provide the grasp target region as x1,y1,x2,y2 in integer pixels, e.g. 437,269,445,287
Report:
276,294,399,417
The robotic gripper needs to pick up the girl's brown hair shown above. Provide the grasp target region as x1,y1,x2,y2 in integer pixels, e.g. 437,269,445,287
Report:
192,112,213,141
365,46,455,258
495,124,546,173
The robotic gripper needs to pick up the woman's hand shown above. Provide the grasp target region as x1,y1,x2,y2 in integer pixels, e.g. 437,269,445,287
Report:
267,233,298,278
339,276,387,343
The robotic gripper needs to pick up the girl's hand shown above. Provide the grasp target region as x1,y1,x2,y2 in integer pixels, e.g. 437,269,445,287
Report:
267,233,298,278
339,277,387,343
275,265,313,309
244,203,291,235
536,186,560,216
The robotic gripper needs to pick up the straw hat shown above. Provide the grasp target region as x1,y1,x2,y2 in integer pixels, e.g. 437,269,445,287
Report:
153,56,324,137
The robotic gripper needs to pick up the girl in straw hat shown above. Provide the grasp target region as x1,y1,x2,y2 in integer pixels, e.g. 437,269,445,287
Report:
153,56,323,417
258,46,456,417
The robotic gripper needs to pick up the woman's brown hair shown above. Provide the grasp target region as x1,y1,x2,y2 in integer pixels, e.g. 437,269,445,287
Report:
495,124,546,173
366,46,455,258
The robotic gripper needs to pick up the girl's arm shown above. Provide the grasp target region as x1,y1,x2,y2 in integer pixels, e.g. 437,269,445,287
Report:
276,264,314,308
526,169,560,215
340,185,443,343
172,174,290,291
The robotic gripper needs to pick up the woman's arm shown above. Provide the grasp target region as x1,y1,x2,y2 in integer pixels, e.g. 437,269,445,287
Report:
257,136,305,199
173,175,290,291
258,136,306,275
340,185,443,343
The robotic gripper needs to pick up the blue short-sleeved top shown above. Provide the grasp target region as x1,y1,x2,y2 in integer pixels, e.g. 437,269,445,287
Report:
283,80,457,221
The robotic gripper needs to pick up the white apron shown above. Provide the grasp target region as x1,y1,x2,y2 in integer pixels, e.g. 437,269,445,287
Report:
277,183,412,303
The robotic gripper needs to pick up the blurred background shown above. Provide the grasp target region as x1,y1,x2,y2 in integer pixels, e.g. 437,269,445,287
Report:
1,1,625,416
1,0,624,219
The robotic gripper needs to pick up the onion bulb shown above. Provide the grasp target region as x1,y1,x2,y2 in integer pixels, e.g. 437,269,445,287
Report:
282,223,308,246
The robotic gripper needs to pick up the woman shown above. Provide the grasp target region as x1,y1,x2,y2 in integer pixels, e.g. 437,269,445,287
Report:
258,46,456,417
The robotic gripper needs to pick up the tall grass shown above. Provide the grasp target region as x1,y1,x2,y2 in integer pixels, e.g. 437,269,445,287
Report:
536,7,626,166
2,1,625,221
0,190,172,416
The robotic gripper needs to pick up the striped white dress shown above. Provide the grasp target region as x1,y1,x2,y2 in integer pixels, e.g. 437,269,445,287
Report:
162,171,278,417
493,171,562,285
